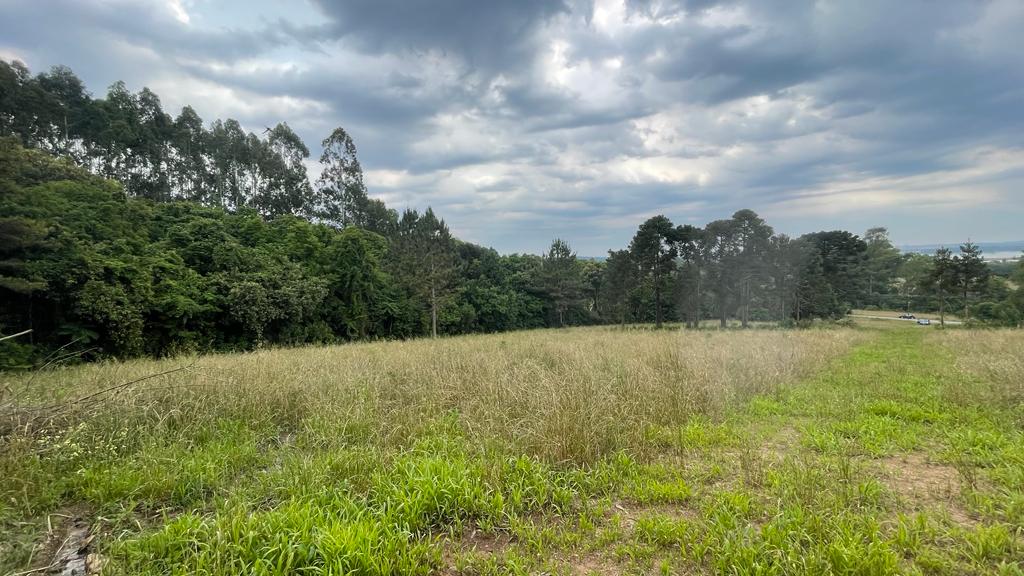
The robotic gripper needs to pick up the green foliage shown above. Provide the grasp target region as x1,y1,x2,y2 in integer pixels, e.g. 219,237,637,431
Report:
540,239,584,327
5,57,1023,361
0,138,559,363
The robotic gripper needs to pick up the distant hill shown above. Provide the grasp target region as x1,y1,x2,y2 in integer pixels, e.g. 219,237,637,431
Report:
899,241,1024,261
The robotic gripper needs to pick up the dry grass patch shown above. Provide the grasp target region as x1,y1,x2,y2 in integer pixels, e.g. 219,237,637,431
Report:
937,329,1024,407
7,326,864,465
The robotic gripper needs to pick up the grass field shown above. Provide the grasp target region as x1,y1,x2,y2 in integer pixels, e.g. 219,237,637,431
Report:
2,322,1022,574
850,309,964,322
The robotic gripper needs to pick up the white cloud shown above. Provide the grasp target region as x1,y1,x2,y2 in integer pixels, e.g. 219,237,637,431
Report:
167,0,191,25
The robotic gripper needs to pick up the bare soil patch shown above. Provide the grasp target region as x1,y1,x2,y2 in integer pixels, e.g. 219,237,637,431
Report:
877,452,974,525
25,508,103,576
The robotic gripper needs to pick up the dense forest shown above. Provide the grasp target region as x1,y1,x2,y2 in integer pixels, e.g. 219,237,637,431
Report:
1,60,1022,367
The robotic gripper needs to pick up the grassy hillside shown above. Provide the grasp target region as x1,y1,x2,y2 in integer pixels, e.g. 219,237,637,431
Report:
2,323,1022,574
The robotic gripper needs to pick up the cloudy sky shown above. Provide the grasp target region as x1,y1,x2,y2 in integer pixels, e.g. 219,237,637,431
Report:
2,0,1023,255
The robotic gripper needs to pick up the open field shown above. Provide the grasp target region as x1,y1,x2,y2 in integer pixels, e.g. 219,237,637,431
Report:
2,323,1023,575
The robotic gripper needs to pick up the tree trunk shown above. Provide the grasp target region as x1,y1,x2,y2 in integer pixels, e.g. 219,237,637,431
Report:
741,278,750,329
430,284,438,338
795,288,801,322
719,293,727,328
654,285,662,329
694,268,701,328
963,288,970,322
939,286,945,327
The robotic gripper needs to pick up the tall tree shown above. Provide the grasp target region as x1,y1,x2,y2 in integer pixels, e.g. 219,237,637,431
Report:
730,209,773,328
326,227,392,339
927,247,956,326
169,106,209,202
768,234,801,321
894,253,932,313
540,238,583,327
316,127,368,226
674,224,704,328
629,215,677,328
953,242,989,322
863,227,902,304
800,230,868,315
395,208,455,338
254,122,312,216
703,218,740,327
207,119,248,209
602,250,635,327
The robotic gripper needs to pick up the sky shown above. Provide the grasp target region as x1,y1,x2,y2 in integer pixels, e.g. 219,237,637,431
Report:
1,0,1023,255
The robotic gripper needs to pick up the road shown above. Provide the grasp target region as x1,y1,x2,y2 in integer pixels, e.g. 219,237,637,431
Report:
849,314,963,325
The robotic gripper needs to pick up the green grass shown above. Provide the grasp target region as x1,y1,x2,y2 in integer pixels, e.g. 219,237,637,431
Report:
1,323,1022,574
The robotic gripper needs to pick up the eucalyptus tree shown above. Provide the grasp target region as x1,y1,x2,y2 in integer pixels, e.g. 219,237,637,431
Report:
33,64,92,160
255,122,312,217
169,106,209,202
207,119,249,209
316,127,369,227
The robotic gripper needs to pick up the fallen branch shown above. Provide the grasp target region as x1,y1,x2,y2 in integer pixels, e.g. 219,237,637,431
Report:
2,361,196,436
0,328,32,342
32,361,196,415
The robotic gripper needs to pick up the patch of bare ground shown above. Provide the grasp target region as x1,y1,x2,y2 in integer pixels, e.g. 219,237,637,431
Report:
877,452,975,526
438,526,515,574
608,501,696,531
759,425,799,460
20,507,103,576
456,526,513,555
547,550,624,576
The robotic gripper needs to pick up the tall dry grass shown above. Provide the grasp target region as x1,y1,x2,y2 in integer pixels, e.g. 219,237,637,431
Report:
938,330,1024,408
7,326,864,464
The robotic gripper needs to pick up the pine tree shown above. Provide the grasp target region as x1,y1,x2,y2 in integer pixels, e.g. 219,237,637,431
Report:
602,250,635,327
629,216,677,328
541,239,582,327
928,247,956,326
954,242,989,322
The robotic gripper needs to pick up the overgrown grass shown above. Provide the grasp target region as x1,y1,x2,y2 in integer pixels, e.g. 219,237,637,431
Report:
2,323,1022,574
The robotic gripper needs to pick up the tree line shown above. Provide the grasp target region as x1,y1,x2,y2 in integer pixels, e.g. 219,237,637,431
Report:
0,59,393,225
1,60,1021,366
